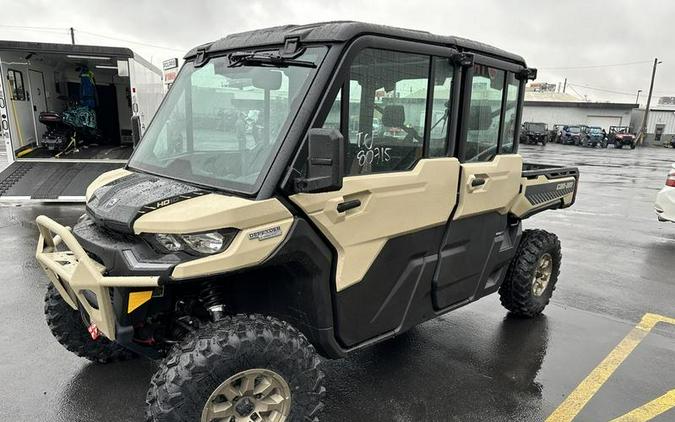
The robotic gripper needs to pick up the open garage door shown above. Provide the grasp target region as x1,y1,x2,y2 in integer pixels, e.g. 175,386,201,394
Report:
0,161,124,201
586,115,624,130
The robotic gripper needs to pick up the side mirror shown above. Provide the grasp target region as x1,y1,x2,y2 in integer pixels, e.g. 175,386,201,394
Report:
295,128,344,193
131,115,142,147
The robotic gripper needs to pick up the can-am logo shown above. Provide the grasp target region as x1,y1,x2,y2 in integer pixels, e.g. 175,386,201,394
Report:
556,181,575,190
248,226,282,241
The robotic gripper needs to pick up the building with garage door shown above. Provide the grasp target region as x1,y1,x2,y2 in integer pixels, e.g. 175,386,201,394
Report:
522,91,637,131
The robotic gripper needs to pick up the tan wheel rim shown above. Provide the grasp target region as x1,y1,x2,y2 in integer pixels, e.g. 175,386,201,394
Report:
201,368,292,422
532,253,553,297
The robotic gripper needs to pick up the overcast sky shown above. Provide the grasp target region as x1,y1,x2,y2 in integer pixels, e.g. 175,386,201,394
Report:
3,0,673,105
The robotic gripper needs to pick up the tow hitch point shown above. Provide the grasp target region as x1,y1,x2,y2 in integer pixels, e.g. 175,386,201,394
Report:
87,323,100,340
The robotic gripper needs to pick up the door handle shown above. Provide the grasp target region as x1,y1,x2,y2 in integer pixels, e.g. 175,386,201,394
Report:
337,199,361,213
470,177,486,188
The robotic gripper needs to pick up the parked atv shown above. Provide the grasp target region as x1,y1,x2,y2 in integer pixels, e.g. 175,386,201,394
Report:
560,125,582,145
580,126,606,148
607,126,636,149
520,122,550,145
34,22,579,422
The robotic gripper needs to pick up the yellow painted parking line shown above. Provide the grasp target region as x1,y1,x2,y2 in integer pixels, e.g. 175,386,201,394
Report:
609,390,675,422
546,313,675,422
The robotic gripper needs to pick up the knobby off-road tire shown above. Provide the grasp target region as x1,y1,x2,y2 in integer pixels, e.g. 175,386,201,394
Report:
146,314,325,422
44,284,136,363
499,230,561,317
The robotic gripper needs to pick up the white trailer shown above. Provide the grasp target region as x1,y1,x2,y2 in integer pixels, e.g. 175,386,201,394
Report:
0,40,163,201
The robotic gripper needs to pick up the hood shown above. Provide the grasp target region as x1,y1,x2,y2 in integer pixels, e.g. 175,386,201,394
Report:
86,172,209,234
616,133,635,139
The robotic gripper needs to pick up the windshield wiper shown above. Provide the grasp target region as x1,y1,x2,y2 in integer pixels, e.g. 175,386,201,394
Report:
228,51,316,68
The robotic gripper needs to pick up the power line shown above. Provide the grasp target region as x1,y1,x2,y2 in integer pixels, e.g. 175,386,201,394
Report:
566,82,638,97
567,82,675,99
0,24,69,34
539,60,653,71
77,29,186,53
0,24,185,53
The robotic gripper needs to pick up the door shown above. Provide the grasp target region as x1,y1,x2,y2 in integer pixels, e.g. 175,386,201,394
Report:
290,45,461,347
28,70,48,142
5,68,36,149
655,124,665,142
432,63,524,309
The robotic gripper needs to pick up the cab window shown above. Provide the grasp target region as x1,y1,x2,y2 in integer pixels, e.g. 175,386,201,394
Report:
463,65,505,162
345,49,430,176
429,57,453,157
500,72,520,154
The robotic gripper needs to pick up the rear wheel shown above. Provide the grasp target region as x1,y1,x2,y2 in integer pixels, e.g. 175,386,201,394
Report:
44,284,136,363
146,314,325,422
499,230,561,317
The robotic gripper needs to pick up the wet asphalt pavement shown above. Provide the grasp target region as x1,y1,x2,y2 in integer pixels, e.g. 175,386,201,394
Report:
1,143,674,421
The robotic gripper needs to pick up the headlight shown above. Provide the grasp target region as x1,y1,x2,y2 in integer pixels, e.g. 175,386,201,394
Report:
153,229,238,255
181,232,229,254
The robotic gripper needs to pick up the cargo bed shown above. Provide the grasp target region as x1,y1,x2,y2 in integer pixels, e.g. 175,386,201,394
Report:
511,163,580,218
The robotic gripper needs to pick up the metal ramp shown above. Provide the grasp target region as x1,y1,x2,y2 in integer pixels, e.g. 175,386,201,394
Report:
0,161,125,202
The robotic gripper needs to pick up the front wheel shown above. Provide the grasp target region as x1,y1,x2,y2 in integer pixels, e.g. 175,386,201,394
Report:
499,230,561,317
146,314,325,422
44,284,136,363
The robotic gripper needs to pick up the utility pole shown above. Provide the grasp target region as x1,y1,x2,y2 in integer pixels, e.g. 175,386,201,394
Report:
635,89,642,105
563,77,567,93
638,58,661,145
70,27,75,45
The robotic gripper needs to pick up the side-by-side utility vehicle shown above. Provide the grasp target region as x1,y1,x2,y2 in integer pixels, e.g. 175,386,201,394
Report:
35,22,579,422
580,126,607,148
520,122,549,145
607,126,636,149
561,125,582,145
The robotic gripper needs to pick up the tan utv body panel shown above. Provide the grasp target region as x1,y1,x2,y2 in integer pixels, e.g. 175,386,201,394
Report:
85,168,133,201
133,194,294,280
290,158,461,292
453,155,523,220
510,174,576,218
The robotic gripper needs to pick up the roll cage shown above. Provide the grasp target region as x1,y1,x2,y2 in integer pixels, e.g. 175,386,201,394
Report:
171,25,531,200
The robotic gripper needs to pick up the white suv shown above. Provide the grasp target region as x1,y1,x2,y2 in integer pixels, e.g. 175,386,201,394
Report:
655,163,675,222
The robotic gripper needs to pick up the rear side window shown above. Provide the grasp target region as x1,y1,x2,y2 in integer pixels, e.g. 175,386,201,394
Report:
463,65,505,162
500,72,520,154
345,49,430,176
7,69,26,101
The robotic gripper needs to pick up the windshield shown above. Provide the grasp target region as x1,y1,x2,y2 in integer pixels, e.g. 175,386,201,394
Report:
590,127,602,133
128,47,327,193
528,123,546,132
568,126,580,133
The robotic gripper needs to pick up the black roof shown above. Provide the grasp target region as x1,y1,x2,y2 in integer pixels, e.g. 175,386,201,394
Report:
185,21,526,65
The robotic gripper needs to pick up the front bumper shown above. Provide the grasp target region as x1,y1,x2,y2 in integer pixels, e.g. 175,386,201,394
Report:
35,215,159,340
